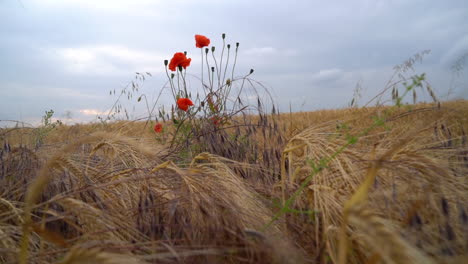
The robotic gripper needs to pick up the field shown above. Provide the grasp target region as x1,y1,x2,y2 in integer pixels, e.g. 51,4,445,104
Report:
1,98,467,264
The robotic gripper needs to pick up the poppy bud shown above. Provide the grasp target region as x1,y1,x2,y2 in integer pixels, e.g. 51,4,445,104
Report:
184,51,187,55
178,65,183,72
236,42,239,48
211,67,215,72
164,60,168,66
171,73,175,79
222,33,226,39
227,44,231,49
250,69,254,74
205,48,209,54
211,46,215,52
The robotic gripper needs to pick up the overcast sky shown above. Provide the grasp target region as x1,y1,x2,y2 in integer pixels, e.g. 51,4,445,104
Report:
1,0,467,126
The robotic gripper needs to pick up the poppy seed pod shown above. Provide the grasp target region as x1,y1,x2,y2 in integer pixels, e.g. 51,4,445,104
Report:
211,46,215,52
164,60,168,66
222,33,226,39
227,44,231,49
211,67,215,72
205,48,209,54
236,42,239,48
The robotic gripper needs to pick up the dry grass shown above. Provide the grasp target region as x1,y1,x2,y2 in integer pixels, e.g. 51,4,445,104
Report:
1,100,467,263
282,100,468,263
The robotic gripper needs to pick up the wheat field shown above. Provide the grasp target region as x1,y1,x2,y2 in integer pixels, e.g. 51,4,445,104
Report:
1,100,467,264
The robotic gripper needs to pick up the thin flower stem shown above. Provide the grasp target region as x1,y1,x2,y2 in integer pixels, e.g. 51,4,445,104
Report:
205,50,212,93
182,68,188,98
211,69,215,90
226,45,239,109
170,77,176,98
146,83,167,128
164,66,176,99
232,79,243,109
211,50,220,88
220,37,225,83
222,47,230,85
200,48,204,90
231,71,254,109
231,45,239,86
176,69,181,97
222,46,231,99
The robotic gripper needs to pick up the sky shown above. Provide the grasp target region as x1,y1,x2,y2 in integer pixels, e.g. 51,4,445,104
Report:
1,0,467,126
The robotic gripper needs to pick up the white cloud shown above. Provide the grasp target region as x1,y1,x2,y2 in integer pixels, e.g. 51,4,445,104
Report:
79,108,108,116
310,68,343,82
28,0,218,17
32,0,160,11
0,82,101,100
60,48,95,63
56,45,166,75
95,46,163,62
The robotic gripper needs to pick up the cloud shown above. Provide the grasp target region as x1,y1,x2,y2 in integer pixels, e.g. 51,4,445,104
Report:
55,45,166,75
244,47,277,55
79,108,108,116
0,82,102,100
30,0,160,12
1,0,467,123
309,68,343,83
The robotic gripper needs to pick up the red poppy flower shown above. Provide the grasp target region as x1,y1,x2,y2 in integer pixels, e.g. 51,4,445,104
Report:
168,52,191,71
195,35,210,48
177,98,194,111
154,123,163,133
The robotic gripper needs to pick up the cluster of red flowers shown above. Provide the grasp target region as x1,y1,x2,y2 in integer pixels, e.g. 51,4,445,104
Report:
156,34,221,134
165,34,211,114
168,35,211,72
